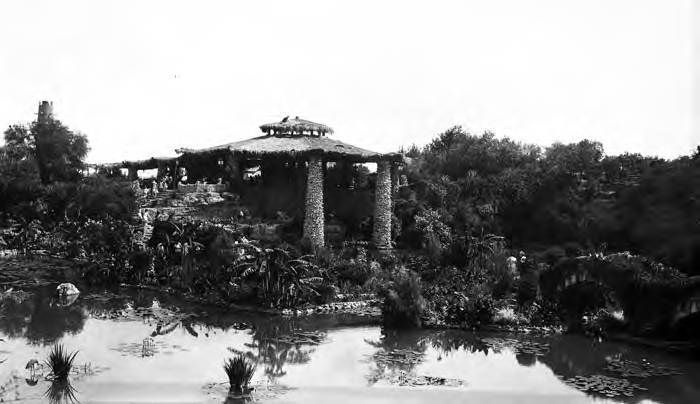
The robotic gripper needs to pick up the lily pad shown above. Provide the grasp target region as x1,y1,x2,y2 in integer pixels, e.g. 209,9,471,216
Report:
481,337,550,356
562,374,647,398
605,357,682,378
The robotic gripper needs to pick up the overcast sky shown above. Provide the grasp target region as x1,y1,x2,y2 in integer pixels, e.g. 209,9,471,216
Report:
0,0,696,163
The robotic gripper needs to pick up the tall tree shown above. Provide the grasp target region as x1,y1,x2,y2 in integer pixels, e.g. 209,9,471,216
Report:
31,120,88,183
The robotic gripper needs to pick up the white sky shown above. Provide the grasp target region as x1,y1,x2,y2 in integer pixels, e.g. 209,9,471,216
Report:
0,0,697,163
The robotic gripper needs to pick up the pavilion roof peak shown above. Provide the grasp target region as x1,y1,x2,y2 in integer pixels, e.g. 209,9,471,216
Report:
259,116,334,137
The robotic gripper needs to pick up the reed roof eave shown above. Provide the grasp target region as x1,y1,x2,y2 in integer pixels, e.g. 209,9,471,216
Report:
175,134,403,163
90,156,178,170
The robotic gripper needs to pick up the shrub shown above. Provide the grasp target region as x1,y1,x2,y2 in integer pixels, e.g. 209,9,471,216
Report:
516,258,539,306
444,286,495,327
493,306,528,326
541,246,566,266
377,268,426,328
224,354,256,393
526,300,563,327
72,176,136,220
335,260,372,286
414,208,452,259
45,344,78,380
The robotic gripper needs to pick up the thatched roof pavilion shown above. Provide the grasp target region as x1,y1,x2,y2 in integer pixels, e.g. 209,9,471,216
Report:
98,117,401,249
175,116,401,249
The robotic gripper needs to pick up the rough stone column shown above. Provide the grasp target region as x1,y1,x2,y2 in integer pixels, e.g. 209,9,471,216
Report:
127,167,138,181
303,156,325,249
373,160,392,249
390,162,400,239
223,154,241,191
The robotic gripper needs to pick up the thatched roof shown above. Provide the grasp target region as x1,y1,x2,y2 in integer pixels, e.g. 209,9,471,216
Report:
176,117,401,162
176,134,401,162
260,116,333,136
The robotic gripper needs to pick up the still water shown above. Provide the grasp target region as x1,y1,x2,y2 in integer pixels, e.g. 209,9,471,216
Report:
0,286,698,403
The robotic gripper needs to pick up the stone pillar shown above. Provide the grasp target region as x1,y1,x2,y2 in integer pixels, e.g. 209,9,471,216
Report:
391,163,400,201
224,154,241,191
390,162,400,239
373,160,392,249
303,156,325,249
127,167,138,181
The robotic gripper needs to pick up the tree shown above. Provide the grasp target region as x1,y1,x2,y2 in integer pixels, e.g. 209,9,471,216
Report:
31,120,88,183
0,125,41,220
2,120,88,184
0,119,89,223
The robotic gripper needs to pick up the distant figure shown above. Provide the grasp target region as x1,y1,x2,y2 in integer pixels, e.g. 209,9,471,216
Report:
150,181,159,197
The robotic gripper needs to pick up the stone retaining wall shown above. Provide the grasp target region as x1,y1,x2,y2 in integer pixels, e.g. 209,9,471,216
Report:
177,183,227,193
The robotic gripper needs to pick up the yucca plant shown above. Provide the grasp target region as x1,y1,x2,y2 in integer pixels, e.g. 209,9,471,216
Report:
45,344,79,380
45,378,78,404
223,354,256,394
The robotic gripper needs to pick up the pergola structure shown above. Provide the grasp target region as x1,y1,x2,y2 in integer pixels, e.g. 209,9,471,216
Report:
176,117,403,250
88,156,178,180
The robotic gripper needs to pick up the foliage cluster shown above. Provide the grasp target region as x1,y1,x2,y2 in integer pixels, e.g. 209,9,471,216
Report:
395,127,700,276
224,354,256,393
377,267,426,328
45,344,79,380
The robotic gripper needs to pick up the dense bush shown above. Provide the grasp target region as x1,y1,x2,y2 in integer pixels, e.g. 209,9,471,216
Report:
395,126,700,276
445,285,495,327
516,259,539,306
377,268,426,328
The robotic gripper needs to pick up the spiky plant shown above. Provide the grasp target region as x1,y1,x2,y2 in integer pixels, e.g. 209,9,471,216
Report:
45,344,79,380
223,354,256,393
44,378,79,404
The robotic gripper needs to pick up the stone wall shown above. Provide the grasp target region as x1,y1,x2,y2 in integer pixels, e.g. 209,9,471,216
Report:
177,183,227,193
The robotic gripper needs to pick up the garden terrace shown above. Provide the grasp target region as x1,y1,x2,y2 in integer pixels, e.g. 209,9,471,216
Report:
95,117,404,249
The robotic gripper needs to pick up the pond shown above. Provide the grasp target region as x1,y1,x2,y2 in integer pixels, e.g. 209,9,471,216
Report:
1,285,699,404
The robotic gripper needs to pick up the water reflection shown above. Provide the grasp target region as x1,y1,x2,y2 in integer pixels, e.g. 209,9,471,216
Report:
231,320,325,380
364,329,428,384
361,329,700,404
44,378,78,404
2,286,699,404
0,287,86,343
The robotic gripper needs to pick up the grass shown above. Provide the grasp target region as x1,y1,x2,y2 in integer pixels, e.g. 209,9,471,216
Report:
45,344,79,380
223,354,256,393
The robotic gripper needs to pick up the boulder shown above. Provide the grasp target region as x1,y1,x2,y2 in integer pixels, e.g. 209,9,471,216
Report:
56,283,80,296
